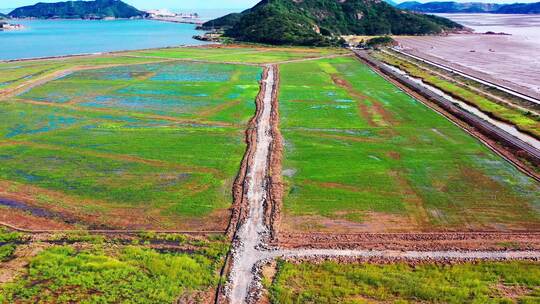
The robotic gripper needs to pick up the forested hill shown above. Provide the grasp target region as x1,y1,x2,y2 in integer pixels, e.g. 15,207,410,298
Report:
9,0,146,19
397,1,540,14
495,2,540,14
202,0,464,46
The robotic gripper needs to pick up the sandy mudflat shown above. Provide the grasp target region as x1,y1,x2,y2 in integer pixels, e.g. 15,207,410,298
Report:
395,14,540,99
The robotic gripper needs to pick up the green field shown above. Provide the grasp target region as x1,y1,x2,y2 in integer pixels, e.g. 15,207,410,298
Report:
0,60,262,230
128,46,348,64
269,261,540,304
0,56,165,92
279,57,540,232
0,232,228,303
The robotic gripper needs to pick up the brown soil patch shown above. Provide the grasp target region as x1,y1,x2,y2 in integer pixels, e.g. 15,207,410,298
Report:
372,100,397,126
277,231,540,251
494,283,532,300
302,180,363,193
255,261,278,304
198,100,242,119
386,151,401,160
358,103,377,127
330,74,397,128
281,212,417,234
0,207,73,231
0,243,49,284
312,132,380,143
389,170,431,230
266,65,284,241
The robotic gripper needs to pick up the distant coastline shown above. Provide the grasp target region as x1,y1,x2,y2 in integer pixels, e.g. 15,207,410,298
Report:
0,19,210,60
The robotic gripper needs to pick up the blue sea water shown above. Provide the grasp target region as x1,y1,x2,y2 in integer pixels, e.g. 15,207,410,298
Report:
0,19,209,60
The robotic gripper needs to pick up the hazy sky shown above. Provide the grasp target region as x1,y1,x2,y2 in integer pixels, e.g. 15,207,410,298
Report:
2,0,539,10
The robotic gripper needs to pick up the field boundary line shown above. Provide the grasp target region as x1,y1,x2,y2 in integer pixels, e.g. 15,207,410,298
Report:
0,221,224,235
11,98,238,127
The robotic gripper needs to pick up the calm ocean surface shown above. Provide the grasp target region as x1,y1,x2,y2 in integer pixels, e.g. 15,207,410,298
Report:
0,19,209,60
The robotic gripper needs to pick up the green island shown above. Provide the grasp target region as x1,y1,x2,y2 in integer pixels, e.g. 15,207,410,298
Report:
202,0,464,45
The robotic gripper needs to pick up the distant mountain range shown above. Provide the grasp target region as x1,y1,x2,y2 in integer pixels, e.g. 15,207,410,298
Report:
397,1,540,14
0,12,8,19
8,0,146,19
203,0,463,46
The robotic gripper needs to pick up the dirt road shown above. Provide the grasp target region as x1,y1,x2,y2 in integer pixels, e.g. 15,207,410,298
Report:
227,65,276,304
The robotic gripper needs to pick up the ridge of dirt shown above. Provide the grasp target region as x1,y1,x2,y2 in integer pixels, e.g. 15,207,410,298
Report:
265,66,284,243
277,232,540,251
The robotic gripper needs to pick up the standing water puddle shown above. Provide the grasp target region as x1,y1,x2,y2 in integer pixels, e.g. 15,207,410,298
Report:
384,63,540,149
0,198,73,223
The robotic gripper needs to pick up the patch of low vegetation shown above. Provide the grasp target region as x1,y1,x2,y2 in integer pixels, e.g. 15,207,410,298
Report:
0,227,22,243
0,228,24,262
365,36,396,48
279,56,540,232
269,261,540,303
0,244,17,262
0,241,227,303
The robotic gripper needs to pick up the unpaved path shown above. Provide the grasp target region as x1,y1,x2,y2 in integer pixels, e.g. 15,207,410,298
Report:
272,249,540,260
227,65,276,304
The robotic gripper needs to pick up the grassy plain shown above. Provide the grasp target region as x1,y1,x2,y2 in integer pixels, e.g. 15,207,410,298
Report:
269,261,540,304
373,51,540,138
0,59,262,230
0,233,228,303
279,57,540,232
128,46,348,64
0,56,165,92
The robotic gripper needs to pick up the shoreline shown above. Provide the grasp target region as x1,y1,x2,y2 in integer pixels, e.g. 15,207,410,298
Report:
0,43,217,63
10,17,204,25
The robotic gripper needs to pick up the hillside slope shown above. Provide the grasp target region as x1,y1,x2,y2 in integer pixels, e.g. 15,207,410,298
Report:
495,2,540,14
9,0,145,19
397,1,502,13
203,0,463,46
